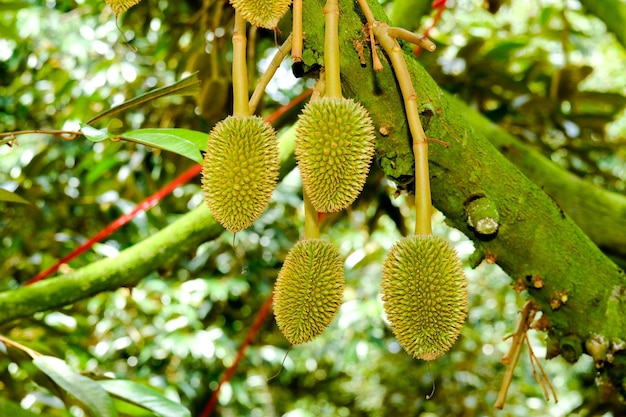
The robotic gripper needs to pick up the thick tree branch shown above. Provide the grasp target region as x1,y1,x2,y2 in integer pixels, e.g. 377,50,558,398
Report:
0,124,299,327
301,0,626,392
0,204,223,326
471,103,626,262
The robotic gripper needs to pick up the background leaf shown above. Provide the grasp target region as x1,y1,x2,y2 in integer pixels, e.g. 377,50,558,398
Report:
32,356,119,417
121,128,207,163
81,124,110,142
0,188,31,204
0,398,48,417
99,380,191,417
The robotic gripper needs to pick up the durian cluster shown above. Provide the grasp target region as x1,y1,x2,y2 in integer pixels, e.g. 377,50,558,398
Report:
200,0,469,362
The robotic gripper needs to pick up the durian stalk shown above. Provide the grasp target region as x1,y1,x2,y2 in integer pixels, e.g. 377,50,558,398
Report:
232,11,250,116
373,22,432,235
292,0,303,63
249,34,292,114
323,0,342,98
304,191,320,239
303,79,324,239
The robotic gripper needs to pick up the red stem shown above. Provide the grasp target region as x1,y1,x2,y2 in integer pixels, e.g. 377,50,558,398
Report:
26,89,313,286
200,293,274,417
413,0,447,57
25,164,202,285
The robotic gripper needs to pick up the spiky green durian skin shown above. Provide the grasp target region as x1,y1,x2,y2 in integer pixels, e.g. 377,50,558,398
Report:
201,115,279,233
295,97,376,213
274,239,345,345
229,0,292,29
381,235,468,361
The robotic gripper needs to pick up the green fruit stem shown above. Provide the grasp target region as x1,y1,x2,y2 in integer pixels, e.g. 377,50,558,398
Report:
323,0,342,98
372,22,432,235
302,80,325,239
292,0,303,63
232,11,250,116
304,190,320,239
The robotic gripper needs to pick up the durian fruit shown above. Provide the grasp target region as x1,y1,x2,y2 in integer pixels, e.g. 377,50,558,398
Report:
274,239,345,345
295,97,376,213
201,115,279,233
381,234,468,361
229,0,293,30
105,0,141,16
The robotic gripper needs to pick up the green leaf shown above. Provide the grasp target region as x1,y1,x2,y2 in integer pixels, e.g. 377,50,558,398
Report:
121,128,207,163
99,380,191,417
86,72,200,125
32,356,118,417
0,397,47,417
0,188,31,204
81,124,110,142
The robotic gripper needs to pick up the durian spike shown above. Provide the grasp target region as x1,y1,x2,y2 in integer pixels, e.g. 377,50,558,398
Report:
372,21,432,235
323,0,342,98
232,11,250,116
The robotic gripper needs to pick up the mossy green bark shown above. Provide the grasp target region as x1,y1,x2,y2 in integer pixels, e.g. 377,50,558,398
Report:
475,110,626,262
0,205,223,326
302,0,626,394
0,129,299,328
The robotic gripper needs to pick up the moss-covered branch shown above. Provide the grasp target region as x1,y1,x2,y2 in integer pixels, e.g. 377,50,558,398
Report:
301,0,626,393
0,126,299,327
0,204,223,326
470,101,626,263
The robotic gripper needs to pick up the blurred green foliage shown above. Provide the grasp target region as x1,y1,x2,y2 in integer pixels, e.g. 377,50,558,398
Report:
1,0,624,416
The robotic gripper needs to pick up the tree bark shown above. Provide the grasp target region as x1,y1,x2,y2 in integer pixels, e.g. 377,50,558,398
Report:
300,0,626,394
0,204,223,326
472,102,626,263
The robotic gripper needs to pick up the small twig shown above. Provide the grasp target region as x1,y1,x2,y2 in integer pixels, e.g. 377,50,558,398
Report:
495,300,557,409
372,21,432,235
0,335,42,359
495,300,535,409
200,294,274,417
323,0,342,98
356,0,383,71
387,27,436,52
0,130,81,142
526,333,558,403
249,34,293,114
232,10,250,116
